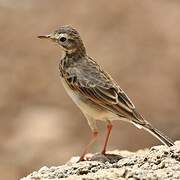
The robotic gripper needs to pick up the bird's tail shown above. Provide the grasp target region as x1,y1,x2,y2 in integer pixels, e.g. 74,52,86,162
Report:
142,122,174,147
132,110,174,147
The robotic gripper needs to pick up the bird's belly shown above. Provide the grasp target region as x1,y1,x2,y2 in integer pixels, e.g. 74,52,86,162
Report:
61,78,117,121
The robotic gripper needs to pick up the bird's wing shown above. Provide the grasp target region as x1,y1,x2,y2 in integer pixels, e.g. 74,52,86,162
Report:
64,59,145,124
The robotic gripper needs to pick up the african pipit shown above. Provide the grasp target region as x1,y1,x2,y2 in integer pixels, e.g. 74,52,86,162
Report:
38,25,174,161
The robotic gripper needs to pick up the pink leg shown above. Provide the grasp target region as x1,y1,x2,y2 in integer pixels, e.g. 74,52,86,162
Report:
79,131,98,161
101,122,113,155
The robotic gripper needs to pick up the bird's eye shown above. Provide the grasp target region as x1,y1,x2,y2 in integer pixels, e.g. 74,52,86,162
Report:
59,37,67,42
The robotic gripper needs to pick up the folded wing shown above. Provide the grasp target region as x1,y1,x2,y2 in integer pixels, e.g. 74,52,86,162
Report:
64,59,145,125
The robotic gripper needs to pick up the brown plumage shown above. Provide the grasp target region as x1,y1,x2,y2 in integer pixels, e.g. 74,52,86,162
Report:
38,25,174,161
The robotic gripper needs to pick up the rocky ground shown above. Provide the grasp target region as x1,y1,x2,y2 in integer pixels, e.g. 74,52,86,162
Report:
21,141,180,180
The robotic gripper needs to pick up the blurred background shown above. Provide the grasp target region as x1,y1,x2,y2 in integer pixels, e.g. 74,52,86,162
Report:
0,0,180,179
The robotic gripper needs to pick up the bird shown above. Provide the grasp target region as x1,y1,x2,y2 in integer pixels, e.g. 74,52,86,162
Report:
38,25,174,161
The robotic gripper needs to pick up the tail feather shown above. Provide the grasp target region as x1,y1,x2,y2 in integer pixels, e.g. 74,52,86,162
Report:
132,110,174,147
143,123,174,147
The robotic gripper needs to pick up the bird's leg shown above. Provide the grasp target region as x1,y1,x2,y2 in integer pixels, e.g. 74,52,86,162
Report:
79,131,98,161
101,122,113,155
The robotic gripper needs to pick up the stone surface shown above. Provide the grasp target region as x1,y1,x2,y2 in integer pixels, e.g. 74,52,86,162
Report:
21,141,180,180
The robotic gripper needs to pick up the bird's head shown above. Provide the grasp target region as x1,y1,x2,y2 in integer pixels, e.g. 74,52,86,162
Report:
38,25,86,55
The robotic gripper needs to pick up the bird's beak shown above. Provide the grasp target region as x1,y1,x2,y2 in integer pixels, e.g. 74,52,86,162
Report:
38,33,59,41
37,34,51,39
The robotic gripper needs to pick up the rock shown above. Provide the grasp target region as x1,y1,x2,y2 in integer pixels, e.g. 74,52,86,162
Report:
21,141,180,180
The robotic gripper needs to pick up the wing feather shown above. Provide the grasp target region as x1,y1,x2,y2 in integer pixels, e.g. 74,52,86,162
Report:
62,58,144,123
